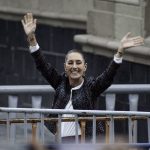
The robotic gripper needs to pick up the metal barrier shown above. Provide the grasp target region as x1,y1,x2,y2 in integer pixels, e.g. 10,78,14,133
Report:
0,84,150,144
0,108,150,144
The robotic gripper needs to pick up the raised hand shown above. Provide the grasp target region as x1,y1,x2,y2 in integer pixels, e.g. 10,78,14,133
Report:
21,13,37,36
118,32,144,55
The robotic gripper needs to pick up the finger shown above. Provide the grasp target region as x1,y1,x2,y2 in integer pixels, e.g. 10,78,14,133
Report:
24,15,27,24
26,13,30,21
134,40,144,45
27,13,31,22
28,12,33,23
121,32,132,42
133,37,144,42
125,32,132,38
21,19,25,26
134,41,144,46
132,43,144,47
33,19,37,31
136,37,144,42
133,39,144,45
133,38,144,44
123,32,132,40
129,36,143,41
26,13,30,23
127,37,144,46
34,19,37,25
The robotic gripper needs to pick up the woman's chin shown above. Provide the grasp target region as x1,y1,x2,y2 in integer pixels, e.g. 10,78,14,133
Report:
70,75,81,80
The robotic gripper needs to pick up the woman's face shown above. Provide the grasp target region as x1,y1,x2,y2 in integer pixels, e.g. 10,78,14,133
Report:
64,52,87,83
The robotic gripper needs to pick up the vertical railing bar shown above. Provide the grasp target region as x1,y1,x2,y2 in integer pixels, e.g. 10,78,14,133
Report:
32,95,42,141
58,114,62,143
128,116,132,143
92,115,96,144
81,121,86,143
24,112,28,142
105,93,116,144
109,116,114,143
148,117,150,143
106,94,116,111
133,120,137,143
40,113,45,144
75,114,79,144
6,112,10,142
105,120,109,143
32,123,37,143
129,94,139,143
8,95,18,143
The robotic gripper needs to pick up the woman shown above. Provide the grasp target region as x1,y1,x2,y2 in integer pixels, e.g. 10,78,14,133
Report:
21,13,144,142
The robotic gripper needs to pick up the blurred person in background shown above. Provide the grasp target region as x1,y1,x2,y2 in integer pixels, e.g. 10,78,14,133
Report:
21,13,144,143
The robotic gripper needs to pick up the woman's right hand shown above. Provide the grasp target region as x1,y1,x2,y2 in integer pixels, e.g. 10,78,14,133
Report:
21,13,37,36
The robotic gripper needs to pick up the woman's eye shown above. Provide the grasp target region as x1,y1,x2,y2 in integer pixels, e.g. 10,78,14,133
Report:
68,62,73,65
76,61,82,64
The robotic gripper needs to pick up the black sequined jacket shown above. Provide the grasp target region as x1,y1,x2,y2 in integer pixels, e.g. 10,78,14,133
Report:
31,49,120,137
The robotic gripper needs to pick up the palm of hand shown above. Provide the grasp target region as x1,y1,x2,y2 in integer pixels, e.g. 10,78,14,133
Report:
21,13,37,35
121,38,135,49
24,22,36,35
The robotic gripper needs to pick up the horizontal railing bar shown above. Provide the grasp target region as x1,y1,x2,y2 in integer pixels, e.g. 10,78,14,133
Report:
0,116,148,124
1,84,150,94
1,143,150,149
0,85,54,94
105,84,150,93
45,143,150,148
0,117,109,124
1,107,150,116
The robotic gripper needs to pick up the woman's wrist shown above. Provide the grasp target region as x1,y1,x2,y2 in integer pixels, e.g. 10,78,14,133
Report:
27,33,37,46
116,46,124,57
115,51,123,58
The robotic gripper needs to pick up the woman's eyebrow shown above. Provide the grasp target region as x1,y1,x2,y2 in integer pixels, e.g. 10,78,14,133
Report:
67,59,82,61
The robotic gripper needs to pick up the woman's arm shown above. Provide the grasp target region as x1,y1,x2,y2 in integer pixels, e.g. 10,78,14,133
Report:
90,32,144,97
21,13,61,89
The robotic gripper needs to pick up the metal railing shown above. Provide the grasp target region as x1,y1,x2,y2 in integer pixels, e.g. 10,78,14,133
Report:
0,84,150,144
0,108,150,144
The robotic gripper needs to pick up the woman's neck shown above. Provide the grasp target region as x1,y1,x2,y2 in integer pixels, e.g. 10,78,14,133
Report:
69,78,84,88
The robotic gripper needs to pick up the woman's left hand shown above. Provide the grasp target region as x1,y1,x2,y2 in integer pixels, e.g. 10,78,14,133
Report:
117,32,144,56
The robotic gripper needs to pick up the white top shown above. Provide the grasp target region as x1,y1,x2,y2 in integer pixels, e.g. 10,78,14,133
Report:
61,80,84,137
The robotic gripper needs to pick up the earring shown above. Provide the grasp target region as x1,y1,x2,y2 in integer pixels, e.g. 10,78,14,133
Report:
82,71,86,77
65,70,68,77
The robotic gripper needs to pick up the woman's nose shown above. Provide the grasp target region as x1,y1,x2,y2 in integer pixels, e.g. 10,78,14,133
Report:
73,62,77,68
